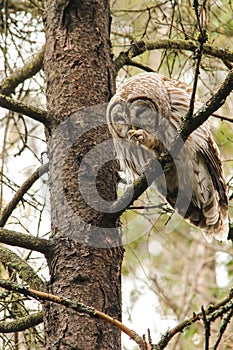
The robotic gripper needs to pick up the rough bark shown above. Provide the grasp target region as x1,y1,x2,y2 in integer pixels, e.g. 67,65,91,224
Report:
43,1,122,349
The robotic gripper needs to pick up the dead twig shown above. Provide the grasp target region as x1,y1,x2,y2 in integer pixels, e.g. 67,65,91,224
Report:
0,163,49,227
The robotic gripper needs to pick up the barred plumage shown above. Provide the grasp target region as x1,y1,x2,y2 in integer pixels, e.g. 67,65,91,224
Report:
107,72,229,242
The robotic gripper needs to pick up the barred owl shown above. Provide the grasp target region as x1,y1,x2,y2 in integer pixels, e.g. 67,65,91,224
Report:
106,72,229,242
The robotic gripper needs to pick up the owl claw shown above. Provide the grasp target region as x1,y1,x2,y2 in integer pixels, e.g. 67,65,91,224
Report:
127,130,144,144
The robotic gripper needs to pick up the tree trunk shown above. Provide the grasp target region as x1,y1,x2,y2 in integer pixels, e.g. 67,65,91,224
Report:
43,1,123,349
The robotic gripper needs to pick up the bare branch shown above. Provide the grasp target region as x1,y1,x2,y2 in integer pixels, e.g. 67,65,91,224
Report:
0,247,44,290
0,279,151,350
211,113,233,123
154,289,233,349
0,312,43,333
108,158,163,220
0,228,51,255
114,39,233,72
0,163,49,227
118,56,155,72
213,308,233,350
0,46,45,96
0,279,232,350
201,305,210,350
179,68,233,142
0,93,49,129
186,1,209,122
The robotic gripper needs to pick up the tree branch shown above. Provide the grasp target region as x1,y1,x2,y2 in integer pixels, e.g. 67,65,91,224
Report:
201,305,210,350
0,46,45,96
0,228,51,255
186,1,209,122
179,68,233,143
0,93,49,129
154,289,233,349
114,39,233,72
109,158,164,220
119,56,155,72
211,113,233,123
0,279,151,350
0,247,44,290
0,311,43,333
213,308,233,350
0,163,49,227
0,279,232,350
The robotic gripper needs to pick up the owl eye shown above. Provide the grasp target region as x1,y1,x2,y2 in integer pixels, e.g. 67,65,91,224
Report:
110,103,125,122
109,103,129,138
129,99,158,130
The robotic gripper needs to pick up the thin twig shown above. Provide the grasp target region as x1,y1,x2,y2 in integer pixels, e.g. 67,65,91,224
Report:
0,163,49,227
213,308,233,350
154,289,233,349
124,57,155,72
211,113,233,123
201,305,210,350
184,2,209,121
186,40,205,120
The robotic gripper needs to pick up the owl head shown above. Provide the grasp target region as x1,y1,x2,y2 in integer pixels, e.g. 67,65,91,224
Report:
106,73,175,140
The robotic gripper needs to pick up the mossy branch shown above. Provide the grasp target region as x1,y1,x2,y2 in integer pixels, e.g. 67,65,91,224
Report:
0,247,44,290
0,46,45,96
114,39,233,72
0,93,49,128
0,228,51,255
0,311,43,333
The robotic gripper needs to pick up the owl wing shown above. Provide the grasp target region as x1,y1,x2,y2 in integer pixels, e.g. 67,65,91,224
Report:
163,74,227,201
181,120,228,241
163,75,228,240
197,133,228,205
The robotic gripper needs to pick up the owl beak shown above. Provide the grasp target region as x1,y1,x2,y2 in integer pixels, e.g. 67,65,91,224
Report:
131,125,138,130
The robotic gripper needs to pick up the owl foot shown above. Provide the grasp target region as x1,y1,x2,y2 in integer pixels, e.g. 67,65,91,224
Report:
127,129,145,146
127,129,160,152
128,129,156,149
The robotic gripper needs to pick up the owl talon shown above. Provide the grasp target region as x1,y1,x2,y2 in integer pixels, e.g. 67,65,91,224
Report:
127,130,144,144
